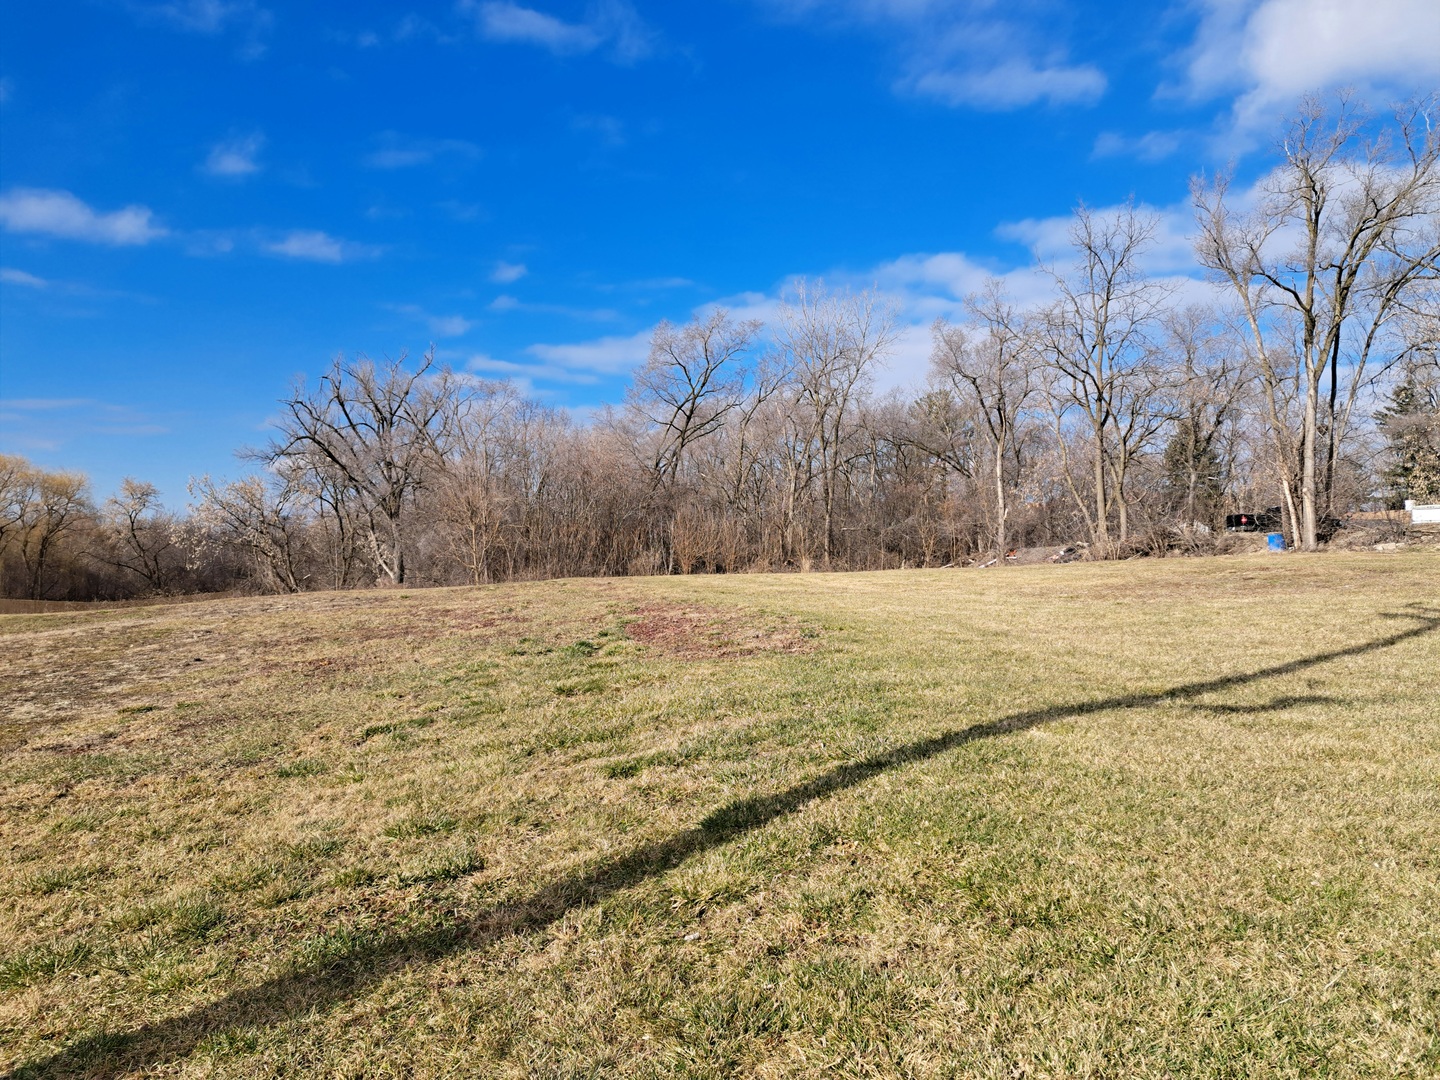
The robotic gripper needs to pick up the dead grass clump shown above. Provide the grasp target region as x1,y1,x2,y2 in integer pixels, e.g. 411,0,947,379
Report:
624,603,817,658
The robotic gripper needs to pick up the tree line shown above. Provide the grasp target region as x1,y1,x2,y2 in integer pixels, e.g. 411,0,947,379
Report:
4,94,1437,601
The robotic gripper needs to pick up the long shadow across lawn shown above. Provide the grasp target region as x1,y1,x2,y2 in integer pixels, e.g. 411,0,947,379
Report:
11,607,1439,1079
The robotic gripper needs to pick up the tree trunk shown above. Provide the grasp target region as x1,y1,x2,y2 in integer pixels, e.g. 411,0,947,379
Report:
1092,433,1109,544
1300,380,1320,551
994,439,1008,557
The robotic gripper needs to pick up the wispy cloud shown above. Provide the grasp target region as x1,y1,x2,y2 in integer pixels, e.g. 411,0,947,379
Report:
908,57,1105,110
438,200,486,222
458,0,658,63
386,302,474,337
363,132,482,169
1175,0,1440,132
525,329,651,374
0,398,173,449
0,191,386,267
631,276,694,290
0,267,157,305
1091,130,1183,163
464,352,596,389
202,131,265,177
263,229,379,263
0,188,167,246
571,113,627,147
995,202,1202,277
490,260,528,283
591,275,699,293
489,295,620,320
338,13,459,48
128,0,274,58
758,0,1105,109
467,1,600,53
1,267,50,289
0,397,95,410
131,0,262,33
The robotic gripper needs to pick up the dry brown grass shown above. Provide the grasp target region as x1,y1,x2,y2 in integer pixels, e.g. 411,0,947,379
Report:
1,551,1438,1078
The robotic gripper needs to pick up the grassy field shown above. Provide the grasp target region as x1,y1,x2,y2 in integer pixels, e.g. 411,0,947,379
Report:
1,552,1437,1079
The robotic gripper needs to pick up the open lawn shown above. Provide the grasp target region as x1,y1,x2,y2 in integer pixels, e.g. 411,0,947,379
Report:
1,552,1438,1078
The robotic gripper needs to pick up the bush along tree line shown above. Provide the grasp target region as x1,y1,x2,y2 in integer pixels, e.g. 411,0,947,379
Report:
4,95,1438,601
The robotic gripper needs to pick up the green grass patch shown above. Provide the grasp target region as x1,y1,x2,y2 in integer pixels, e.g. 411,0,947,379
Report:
275,758,328,778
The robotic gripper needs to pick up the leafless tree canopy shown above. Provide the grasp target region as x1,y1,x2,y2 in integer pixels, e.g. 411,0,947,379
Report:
1193,92,1440,549
5,95,1437,600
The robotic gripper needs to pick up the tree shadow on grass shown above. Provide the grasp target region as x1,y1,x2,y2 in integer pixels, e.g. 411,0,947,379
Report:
1189,694,1340,714
11,606,1438,1079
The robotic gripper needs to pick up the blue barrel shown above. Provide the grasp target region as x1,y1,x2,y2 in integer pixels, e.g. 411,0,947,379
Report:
1267,532,1286,551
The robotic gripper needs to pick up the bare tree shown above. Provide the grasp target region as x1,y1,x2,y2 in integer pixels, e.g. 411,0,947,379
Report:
776,281,898,565
1036,203,1174,546
267,350,463,583
629,310,760,491
431,380,527,585
1194,93,1440,548
5,464,92,599
0,455,31,560
189,469,312,594
1160,307,1251,528
932,281,1040,556
97,479,179,593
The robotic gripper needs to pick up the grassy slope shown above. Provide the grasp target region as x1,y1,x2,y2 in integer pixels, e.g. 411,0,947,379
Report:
1,552,1437,1079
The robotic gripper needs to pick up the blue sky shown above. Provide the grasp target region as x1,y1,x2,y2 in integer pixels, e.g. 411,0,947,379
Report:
2,0,1438,505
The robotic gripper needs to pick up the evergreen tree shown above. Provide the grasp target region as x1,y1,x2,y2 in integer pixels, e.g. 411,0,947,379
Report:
1377,380,1440,507
1162,417,1225,527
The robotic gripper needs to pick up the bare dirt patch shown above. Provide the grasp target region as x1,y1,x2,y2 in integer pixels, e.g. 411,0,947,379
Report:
624,602,817,659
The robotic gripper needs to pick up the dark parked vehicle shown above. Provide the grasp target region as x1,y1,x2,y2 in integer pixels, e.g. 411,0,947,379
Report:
1226,508,1283,532
1225,508,1343,539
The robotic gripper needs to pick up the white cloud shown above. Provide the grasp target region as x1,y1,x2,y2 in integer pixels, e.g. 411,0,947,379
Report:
1,267,49,288
466,1,601,53
628,276,695,290
133,0,264,32
908,58,1105,109
491,260,527,283
489,294,620,320
1091,130,1184,163
865,251,1050,313
129,0,273,57
873,323,936,393
388,302,474,337
527,329,652,374
440,201,486,222
363,132,482,169
263,230,378,263
996,201,1203,277
393,13,448,42
430,315,473,337
465,352,595,388
1179,0,1440,131
757,0,1105,110
0,397,95,410
571,113,627,147
203,132,264,177
677,204,1222,397
0,188,167,245
0,267,154,303
0,398,171,451
182,230,238,256
458,0,657,63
